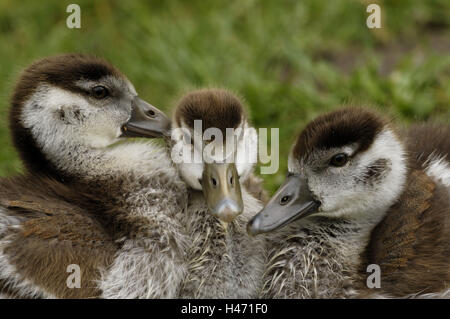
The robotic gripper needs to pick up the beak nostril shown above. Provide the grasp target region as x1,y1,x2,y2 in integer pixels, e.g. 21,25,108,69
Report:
211,177,217,187
146,109,156,117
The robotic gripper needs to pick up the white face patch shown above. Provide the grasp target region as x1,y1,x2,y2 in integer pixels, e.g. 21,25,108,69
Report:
235,122,258,181
21,83,132,167
178,162,204,190
22,85,90,148
289,128,407,221
172,120,257,190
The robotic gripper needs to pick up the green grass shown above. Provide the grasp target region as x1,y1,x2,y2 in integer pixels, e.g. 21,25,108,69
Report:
0,0,449,193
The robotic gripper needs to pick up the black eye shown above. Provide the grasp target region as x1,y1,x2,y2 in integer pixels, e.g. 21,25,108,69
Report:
329,153,349,167
280,195,291,205
91,86,109,99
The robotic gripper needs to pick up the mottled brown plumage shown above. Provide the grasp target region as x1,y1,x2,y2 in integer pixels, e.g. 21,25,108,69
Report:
359,127,450,297
0,174,118,298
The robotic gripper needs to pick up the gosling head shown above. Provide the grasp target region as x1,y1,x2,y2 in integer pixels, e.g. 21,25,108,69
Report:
10,54,170,175
171,89,258,222
248,107,408,235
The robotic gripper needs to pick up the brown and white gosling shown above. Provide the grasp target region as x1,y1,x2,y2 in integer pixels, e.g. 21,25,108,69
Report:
168,89,266,298
247,107,449,298
0,54,189,298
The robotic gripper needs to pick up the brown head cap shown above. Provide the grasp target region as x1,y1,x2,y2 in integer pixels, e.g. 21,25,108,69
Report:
293,107,388,160
174,89,245,134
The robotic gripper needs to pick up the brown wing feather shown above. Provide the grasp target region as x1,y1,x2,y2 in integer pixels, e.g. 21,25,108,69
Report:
363,170,449,296
0,175,118,298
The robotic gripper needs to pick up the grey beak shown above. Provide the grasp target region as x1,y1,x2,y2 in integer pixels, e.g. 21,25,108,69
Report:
121,96,170,138
247,175,320,236
201,162,244,223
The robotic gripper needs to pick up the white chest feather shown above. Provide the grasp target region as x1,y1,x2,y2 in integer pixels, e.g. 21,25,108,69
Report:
425,156,450,189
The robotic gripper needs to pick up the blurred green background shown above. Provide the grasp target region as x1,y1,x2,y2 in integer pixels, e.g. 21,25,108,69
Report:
0,0,449,193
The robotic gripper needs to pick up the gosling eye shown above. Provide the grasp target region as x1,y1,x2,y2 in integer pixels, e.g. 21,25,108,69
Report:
91,85,109,99
329,153,349,167
280,195,292,205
